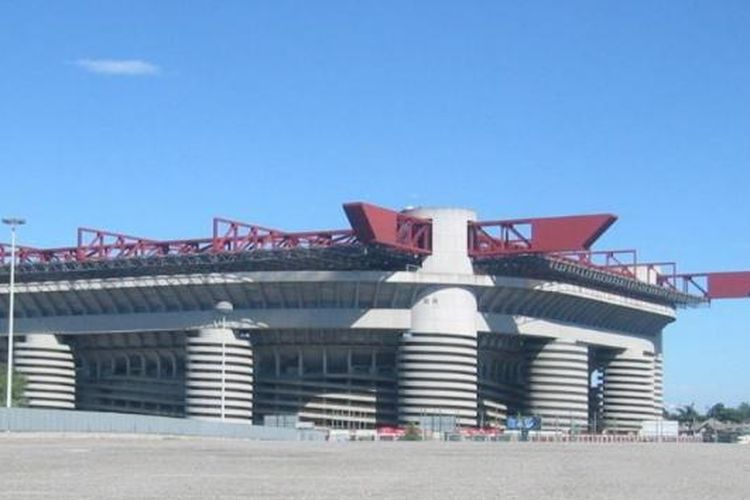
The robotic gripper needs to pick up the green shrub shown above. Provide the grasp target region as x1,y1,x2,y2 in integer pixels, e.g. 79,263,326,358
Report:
402,422,422,441
0,364,26,406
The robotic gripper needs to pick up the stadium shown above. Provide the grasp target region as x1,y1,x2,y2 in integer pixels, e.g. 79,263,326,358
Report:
1,202,748,433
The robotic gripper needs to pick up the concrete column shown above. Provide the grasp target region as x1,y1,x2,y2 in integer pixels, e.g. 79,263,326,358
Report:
653,356,664,419
185,327,253,423
525,338,589,432
403,207,475,275
14,334,76,409
652,333,664,420
398,207,478,427
601,349,655,433
398,287,478,427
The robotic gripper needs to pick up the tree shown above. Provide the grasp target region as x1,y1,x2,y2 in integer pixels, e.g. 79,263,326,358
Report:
0,364,26,406
676,404,700,422
706,403,746,423
675,404,701,430
706,403,725,420
672,402,750,426
738,402,750,422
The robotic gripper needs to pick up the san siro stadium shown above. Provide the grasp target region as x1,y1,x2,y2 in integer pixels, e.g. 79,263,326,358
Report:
1,203,748,433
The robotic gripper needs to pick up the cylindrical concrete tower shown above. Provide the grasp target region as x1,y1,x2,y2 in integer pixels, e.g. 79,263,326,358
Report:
653,334,664,419
399,287,478,427
601,349,656,432
185,327,254,423
404,207,475,276
525,338,589,431
653,354,663,419
14,334,76,409
398,208,478,427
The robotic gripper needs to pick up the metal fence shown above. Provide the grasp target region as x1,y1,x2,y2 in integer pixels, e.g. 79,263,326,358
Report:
0,408,326,441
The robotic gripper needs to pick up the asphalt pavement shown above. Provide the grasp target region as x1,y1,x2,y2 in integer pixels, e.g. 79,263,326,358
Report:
0,435,748,499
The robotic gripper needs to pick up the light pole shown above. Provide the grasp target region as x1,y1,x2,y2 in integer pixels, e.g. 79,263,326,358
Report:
3,217,25,409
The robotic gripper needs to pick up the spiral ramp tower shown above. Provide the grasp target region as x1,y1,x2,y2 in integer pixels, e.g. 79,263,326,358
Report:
397,208,479,427
185,327,254,423
398,286,479,427
524,338,590,431
14,334,76,409
653,353,664,419
651,333,664,419
600,349,657,432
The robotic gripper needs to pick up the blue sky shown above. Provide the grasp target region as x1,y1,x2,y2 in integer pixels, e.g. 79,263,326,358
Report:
1,1,748,409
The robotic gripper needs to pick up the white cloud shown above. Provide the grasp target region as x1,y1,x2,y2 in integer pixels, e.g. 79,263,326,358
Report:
74,59,161,76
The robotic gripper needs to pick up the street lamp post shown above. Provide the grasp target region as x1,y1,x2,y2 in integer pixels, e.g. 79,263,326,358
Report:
3,217,25,409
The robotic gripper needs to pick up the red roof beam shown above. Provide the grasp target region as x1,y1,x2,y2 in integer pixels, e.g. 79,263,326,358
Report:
4,236,217,264
661,272,750,299
76,227,159,260
0,244,41,265
547,252,680,288
469,214,617,257
342,202,432,254
548,249,638,279
156,238,214,255
6,246,83,264
212,217,356,253
707,272,750,299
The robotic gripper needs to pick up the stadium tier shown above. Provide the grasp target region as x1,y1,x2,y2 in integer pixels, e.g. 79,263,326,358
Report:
1,203,749,432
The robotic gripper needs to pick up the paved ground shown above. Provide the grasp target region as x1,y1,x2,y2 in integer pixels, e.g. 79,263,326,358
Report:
0,435,748,499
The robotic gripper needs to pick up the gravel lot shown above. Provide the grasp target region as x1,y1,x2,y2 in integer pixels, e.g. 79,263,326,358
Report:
0,435,748,499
